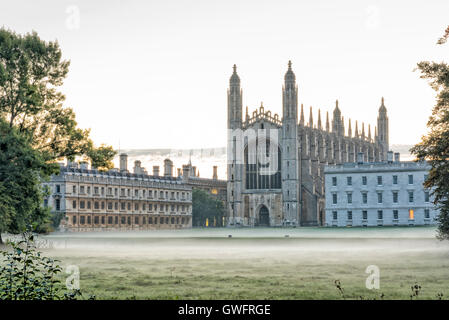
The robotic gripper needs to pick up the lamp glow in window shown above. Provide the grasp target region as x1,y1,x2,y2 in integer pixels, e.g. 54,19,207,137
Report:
409,209,414,220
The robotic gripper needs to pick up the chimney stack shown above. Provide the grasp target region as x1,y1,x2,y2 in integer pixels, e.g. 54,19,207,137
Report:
387,151,394,163
394,152,400,162
119,153,128,172
357,152,364,164
164,159,173,177
153,166,160,177
213,166,218,180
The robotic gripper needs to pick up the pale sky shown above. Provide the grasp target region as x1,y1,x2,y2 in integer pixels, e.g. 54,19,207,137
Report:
1,0,448,150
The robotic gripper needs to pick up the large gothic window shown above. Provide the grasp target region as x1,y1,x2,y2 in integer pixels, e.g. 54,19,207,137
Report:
244,138,281,190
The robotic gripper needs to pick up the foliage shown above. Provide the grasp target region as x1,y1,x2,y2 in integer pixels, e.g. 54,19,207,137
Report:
0,231,94,300
410,26,449,240
0,118,58,242
192,189,225,227
86,144,117,171
0,28,116,237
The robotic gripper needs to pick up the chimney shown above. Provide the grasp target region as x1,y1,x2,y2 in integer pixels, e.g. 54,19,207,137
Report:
79,161,89,170
357,152,364,164
164,159,173,177
133,160,142,174
119,153,128,172
177,168,181,177
153,166,160,177
387,151,394,163
394,152,400,162
213,166,218,180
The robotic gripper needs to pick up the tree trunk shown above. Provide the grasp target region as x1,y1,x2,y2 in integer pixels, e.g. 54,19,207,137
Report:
0,233,3,245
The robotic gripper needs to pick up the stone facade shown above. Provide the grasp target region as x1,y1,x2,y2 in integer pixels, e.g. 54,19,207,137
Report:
44,154,192,232
324,153,437,227
227,61,389,227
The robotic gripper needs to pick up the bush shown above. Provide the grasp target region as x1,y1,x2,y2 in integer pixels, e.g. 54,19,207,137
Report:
0,231,93,300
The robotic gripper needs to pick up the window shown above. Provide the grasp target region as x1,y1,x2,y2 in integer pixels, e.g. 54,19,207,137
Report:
393,192,398,203
377,210,383,220
149,204,153,211
377,176,382,185
347,177,352,186
332,177,337,186
127,217,131,225
80,186,85,194
87,201,91,209
108,216,113,224
408,191,414,203
94,187,99,195
135,217,139,224
135,190,138,197
80,216,85,224
332,211,337,220
127,189,130,196
149,190,153,198
362,176,367,185
94,216,99,224
127,203,131,210
94,201,99,209
87,186,91,194
408,175,414,185
362,210,368,220
72,200,76,209
409,209,414,220
55,199,61,211
115,202,118,210
362,192,367,204
135,203,139,210
101,202,105,210
80,201,85,209
332,193,337,204
56,185,61,193
73,185,76,194
347,193,352,204
121,202,126,210
114,188,118,196
424,191,430,202
143,204,146,211
101,187,104,195
425,209,430,219
73,216,77,224
377,192,383,204
393,210,398,220
108,202,112,210
87,216,91,224
393,175,398,185
347,211,352,220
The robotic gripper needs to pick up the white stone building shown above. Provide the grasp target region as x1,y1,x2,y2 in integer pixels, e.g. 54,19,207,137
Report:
324,152,438,227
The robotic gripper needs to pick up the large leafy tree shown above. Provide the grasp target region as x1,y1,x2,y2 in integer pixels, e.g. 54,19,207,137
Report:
0,118,58,244
0,28,116,238
0,28,92,161
410,26,449,240
192,189,225,227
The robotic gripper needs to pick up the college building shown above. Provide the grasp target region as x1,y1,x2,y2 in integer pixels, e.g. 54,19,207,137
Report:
324,152,438,227
44,154,193,231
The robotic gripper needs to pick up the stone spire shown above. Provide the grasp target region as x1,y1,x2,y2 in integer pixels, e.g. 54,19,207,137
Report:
348,118,352,137
309,106,313,128
317,109,322,130
326,111,330,132
299,104,305,126
228,64,242,130
377,96,389,158
355,120,359,138
361,122,365,139
368,124,372,140
245,106,249,121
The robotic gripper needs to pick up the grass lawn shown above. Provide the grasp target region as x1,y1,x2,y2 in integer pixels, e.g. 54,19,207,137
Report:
24,226,449,299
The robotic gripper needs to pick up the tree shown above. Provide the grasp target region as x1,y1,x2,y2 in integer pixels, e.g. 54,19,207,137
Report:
192,189,225,227
0,28,92,162
0,28,115,237
0,118,58,244
86,144,117,171
410,25,449,240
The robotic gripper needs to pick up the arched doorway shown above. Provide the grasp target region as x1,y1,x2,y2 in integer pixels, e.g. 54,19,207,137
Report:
258,205,270,226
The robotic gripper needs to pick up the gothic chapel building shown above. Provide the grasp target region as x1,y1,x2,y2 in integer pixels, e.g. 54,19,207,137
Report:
227,61,389,227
